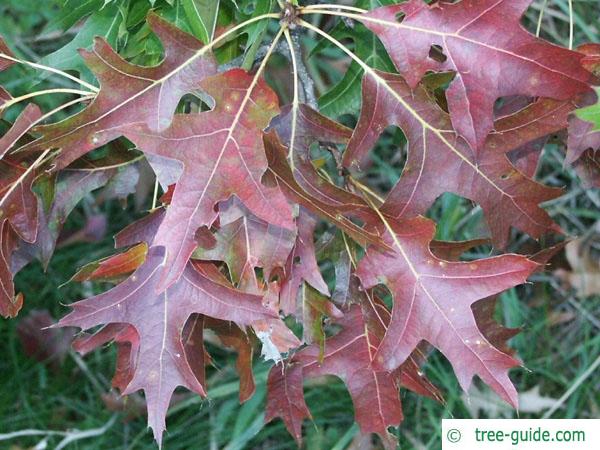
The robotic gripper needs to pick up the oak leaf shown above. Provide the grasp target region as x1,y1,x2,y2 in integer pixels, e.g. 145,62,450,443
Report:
58,246,276,445
355,216,537,407
116,70,294,290
359,0,596,149
345,71,566,247
20,13,217,170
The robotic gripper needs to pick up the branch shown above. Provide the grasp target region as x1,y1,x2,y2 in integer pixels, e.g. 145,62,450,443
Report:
218,41,289,73
289,30,318,109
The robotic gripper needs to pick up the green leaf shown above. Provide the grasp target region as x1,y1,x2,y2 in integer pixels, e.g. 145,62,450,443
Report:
241,0,274,70
43,0,104,33
182,0,220,43
576,88,600,131
316,0,396,118
37,4,122,85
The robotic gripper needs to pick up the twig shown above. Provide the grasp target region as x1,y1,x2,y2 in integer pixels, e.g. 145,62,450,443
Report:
0,429,68,440
218,41,288,73
290,30,318,109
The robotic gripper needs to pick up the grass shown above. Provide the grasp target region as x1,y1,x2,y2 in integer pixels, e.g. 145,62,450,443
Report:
1,0,599,449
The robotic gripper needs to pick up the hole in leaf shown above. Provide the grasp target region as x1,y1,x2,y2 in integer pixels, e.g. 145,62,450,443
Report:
195,226,216,250
494,96,533,118
254,267,264,282
269,273,281,283
428,44,447,63
356,125,407,191
426,192,487,242
293,256,301,264
261,170,278,188
395,12,406,23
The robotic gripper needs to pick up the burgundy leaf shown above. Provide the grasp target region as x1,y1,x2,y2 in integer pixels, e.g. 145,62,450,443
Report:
270,104,375,221
195,198,295,291
115,70,294,290
58,246,276,445
264,131,387,249
17,309,74,369
0,157,38,243
359,0,596,149
265,362,311,444
0,220,22,318
280,211,329,315
205,317,256,402
295,306,403,436
345,71,565,248
355,216,537,407
20,13,217,170
0,104,41,158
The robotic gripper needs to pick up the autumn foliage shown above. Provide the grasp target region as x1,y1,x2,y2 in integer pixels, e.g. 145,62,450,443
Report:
1,0,599,447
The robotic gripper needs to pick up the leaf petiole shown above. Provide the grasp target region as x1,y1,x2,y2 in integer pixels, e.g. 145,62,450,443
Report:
0,95,94,210
283,28,299,169
0,52,100,93
300,4,367,14
0,88,96,112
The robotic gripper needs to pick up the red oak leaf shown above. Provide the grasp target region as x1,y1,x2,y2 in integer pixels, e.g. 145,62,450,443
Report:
0,37,16,72
344,71,566,247
17,167,117,269
567,112,600,169
0,157,38,243
195,198,296,291
0,220,22,318
20,13,217,170
70,243,148,283
269,104,374,222
181,314,209,389
264,131,387,249
0,104,41,158
191,259,302,362
358,0,596,149
73,323,140,392
572,149,600,188
359,287,444,404
578,43,600,76
16,309,74,370
58,246,276,445
115,69,294,290
429,239,521,356
355,216,537,407
265,361,311,444
204,317,256,402
280,211,329,315
296,305,403,436
268,305,403,441
115,208,166,248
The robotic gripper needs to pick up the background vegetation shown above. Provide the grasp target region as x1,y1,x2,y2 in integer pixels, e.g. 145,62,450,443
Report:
0,0,598,448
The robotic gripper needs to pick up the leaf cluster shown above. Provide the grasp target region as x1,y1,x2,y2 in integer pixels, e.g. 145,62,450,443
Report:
1,0,599,447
